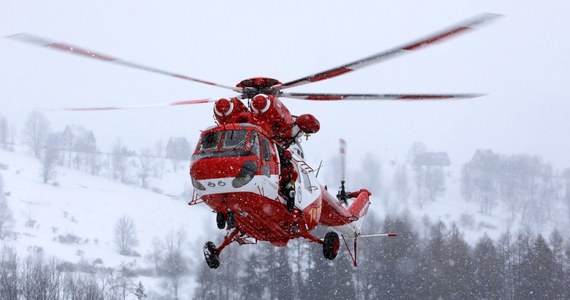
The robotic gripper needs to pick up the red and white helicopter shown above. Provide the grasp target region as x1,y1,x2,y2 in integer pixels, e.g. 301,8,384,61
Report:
9,13,499,268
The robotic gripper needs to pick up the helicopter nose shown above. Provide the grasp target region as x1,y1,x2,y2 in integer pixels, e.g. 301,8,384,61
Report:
191,157,241,180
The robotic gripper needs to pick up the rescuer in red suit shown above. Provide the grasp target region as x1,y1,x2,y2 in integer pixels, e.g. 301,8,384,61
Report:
279,150,298,213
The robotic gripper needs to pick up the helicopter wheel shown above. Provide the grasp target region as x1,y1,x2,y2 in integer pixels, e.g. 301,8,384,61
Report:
226,211,236,229
203,241,220,269
216,212,226,229
323,232,340,260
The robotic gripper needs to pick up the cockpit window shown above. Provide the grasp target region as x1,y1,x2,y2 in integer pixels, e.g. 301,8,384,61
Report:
261,138,271,161
222,130,248,149
199,131,222,152
249,131,260,156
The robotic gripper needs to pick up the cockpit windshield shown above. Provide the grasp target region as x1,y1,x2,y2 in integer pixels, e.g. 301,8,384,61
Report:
195,129,259,159
198,131,222,152
222,130,248,149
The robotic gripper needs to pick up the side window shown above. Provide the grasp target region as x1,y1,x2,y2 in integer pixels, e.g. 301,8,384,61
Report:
249,131,260,157
261,138,271,162
301,170,312,193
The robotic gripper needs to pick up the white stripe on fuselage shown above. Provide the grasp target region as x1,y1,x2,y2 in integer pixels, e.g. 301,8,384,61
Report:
194,172,321,211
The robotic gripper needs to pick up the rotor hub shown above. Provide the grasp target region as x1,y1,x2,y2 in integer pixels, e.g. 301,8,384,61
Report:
237,77,282,99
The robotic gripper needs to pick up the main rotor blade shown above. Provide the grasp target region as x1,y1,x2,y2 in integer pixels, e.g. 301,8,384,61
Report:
275,13,501,91
39,98,221,111
7,33,240,92
280,92,484,101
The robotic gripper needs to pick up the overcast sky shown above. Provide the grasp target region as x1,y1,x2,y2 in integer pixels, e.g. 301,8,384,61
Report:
2,1,569,170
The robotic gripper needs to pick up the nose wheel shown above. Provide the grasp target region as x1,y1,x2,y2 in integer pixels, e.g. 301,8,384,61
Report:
203,241,220,269
202,229,240,269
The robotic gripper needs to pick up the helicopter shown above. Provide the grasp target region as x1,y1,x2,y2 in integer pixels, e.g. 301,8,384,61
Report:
8,13,500,268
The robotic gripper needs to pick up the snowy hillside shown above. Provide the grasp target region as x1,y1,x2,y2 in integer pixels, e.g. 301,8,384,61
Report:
1,137,569,298
0,146,214,297
340,147,570,244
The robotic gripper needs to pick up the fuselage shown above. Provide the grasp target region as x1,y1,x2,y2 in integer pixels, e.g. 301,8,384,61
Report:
189,123,367,246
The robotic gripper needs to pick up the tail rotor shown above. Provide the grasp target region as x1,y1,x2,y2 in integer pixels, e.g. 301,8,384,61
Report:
337,138,349,205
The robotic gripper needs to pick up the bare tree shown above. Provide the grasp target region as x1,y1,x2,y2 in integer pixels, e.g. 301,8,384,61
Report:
138,148,154,188
0,115,9,151
361,154,382,195
0,176,14,239
112,139,130,183
407,141,427,164
41,133,60,184
146,237,163,275
154,140,165,178
114,215,139,256
0,246,18,299
412,149,449,208
392,164,411,203
160,228,189,299
23,111,51,158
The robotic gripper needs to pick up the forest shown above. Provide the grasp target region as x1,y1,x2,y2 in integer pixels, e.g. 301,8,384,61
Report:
2,213,570,299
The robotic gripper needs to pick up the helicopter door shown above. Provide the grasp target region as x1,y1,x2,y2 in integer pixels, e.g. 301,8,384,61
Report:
259,136,277,177
293,164,304,207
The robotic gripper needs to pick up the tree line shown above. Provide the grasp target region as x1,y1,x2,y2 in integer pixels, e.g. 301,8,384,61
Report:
2,211,569,299
193,212,570,300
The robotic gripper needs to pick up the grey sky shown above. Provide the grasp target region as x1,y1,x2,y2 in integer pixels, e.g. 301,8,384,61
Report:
2,1,569,169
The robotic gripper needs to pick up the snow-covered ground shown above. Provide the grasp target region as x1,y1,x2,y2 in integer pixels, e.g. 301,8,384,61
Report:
0,146,213,297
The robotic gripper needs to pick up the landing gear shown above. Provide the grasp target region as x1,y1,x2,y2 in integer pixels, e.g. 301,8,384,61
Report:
217,211,236,229
216,212,226,229
202,229,240,269
286,189,295,213
226,211,236,229
323,231,340,260
203,241,220,269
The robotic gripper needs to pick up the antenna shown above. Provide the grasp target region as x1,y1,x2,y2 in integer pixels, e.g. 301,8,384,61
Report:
315,160,324,178
337,138,348,205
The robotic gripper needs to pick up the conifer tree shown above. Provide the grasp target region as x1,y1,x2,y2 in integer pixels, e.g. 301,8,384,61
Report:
473,234,503,299
241,253,264,300
446,224,475,298
134,281,147,299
